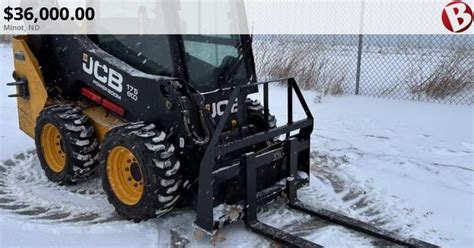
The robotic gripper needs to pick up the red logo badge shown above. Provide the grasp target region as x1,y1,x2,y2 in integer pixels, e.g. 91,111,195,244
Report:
442,1,473,33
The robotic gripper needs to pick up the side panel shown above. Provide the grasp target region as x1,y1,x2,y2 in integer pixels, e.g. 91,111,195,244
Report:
11,36,124,143
81,106,124,142
12,37,49,138
48,36,182,127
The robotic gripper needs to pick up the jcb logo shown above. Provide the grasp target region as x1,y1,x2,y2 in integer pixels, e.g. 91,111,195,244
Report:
211,100,238,118
442,1,473,33
82,53,123,92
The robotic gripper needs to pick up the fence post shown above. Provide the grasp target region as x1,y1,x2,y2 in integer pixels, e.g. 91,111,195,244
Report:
355,0,365,95
355,34,363,95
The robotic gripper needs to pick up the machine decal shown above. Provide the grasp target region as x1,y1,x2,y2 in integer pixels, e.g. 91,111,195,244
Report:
82,53,123,100
126,84,139,101
211,100,238,118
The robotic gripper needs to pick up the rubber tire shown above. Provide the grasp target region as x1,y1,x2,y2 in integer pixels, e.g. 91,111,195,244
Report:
100,122,184,222
35,104,99,184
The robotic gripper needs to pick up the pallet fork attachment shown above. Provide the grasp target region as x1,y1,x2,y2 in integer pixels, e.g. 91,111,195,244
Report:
243,138,437,248
194,78,438,248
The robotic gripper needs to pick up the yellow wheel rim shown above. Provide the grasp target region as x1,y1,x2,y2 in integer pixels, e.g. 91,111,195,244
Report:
40,123,66,173
107,146,144,206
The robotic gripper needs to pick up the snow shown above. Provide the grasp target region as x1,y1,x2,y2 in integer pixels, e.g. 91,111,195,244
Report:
1,44,473,247
160,178,176,187
145,143,165,152
152,131,166,143
164,161,180,177
213,204,243,223
158,194,174,203
249,86,473,247
1,218,160,248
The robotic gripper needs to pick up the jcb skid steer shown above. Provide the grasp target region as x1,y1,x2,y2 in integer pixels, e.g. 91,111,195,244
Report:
7,35,437,247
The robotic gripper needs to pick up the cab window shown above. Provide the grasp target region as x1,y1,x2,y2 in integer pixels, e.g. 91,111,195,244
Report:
94,35,174,76
182,35,250,92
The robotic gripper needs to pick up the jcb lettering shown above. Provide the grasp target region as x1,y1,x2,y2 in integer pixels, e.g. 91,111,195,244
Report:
211,100,238,118
82,53,123,93
108,70,123,93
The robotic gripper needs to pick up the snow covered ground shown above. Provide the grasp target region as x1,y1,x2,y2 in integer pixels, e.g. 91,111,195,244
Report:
1,44,473,247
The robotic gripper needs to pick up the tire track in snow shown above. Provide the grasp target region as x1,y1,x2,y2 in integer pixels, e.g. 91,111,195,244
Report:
0,149,121,224
261,151,414,246
309,152,398,228
0,149,417,246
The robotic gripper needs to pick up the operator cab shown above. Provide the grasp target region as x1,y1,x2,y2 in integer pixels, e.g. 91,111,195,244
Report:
91,35,256,93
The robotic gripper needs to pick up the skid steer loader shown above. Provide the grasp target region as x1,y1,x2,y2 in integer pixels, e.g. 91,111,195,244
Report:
7,35,436,247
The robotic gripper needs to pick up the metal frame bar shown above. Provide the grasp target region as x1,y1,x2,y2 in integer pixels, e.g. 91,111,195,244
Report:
243,150,320,248
194,78,313,232
192,77,436,247
241,138,319,248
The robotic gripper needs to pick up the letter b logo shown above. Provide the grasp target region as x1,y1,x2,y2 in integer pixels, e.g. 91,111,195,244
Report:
442,1,473,33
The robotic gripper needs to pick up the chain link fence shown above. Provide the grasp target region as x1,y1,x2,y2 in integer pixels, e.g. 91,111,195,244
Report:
1,34,472,104
253,35,474,105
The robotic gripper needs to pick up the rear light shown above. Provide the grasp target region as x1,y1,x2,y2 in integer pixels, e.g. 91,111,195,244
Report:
81,87,125,116
81,88,101,104
102,98,125,116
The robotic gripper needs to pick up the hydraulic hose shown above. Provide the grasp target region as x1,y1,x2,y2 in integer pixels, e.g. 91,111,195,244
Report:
192,109,211,146
180,96,210,147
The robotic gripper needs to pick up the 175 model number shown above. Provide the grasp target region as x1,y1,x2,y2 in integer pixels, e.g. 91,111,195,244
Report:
126,84,139,101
